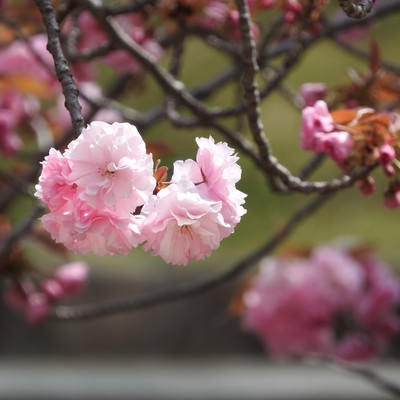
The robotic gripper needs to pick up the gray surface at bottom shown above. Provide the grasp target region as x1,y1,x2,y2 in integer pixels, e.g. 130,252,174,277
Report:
0,358,397,400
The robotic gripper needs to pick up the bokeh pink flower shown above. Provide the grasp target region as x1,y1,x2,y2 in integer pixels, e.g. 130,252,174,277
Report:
241,244,400,361
4,262,89,323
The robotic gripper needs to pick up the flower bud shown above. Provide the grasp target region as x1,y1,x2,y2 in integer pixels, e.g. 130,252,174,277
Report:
54,262,89,295
25,292,50,324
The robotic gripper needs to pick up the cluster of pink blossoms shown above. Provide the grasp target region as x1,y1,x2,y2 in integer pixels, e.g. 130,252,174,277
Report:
35,121,246,265
300,95,400,207
5,262,88,323
300,100,354,165
241,245,400,361
66,11,163,76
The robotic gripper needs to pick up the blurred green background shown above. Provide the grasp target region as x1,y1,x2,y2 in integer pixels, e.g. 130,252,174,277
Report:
3,5,400,359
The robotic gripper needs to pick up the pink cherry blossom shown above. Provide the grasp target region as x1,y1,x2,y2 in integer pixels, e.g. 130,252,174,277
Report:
316,130,354,163
0,34,57,86
334,334,377,361
384,180,400,209
70,12,163,74
241,245,400,361
24,292,51,324
300,100,353,163
35,148,77,211
65,121,155,215
54,261,89,295
312,246,365,307
199,1,230,30
0,89,36,155
356,256,400,342
242,257,335,357
142,182,230,266
41,279,65,301
299,82,327,106
300,100,335,150
41,203,144,256
42,262,89,300
172,136,246,227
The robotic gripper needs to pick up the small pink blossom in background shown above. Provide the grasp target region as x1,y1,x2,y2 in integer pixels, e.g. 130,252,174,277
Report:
357,176,376,196
384,180,400,209
0,89,36,156
53,261,89,295
379,143,396,176
242,257,334,357
142,182,230,266
300,100,353,164
241,244,400,361
42,261,89,300
300,100,335,150
24,293,51,324
334,334,376,361
70,12,163,75
299,82,327,106
199,1,230,30
228,9,260,40
0,34,57,87
4,262,89,323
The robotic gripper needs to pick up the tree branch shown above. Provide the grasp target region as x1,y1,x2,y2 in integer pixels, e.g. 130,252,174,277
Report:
34,0,84,138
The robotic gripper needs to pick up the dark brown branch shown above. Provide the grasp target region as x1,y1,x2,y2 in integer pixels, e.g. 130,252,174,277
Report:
234,0,272,164
52,192,332,320
338,0,375,19
34,0,84,138
0,205,44,259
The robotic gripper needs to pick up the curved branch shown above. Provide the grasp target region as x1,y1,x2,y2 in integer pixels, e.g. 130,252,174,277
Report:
52,193,332,321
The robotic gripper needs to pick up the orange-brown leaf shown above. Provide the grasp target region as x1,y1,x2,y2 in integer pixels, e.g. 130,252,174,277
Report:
331,109,357,125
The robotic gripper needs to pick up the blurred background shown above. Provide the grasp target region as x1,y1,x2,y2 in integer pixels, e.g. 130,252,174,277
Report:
1,2,400,399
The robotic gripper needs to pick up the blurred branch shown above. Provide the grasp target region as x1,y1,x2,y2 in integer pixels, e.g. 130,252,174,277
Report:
52,192,333,320
338,0,375,19
338,361,400,398
0,205,44,260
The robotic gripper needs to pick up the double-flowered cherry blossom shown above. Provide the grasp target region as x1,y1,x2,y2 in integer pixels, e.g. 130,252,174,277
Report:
143,136,246,265
36,121,155,256
64,121,155,215
36,122,246,264
142,182,231,266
